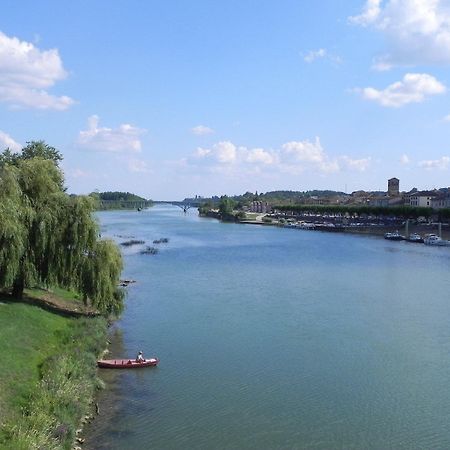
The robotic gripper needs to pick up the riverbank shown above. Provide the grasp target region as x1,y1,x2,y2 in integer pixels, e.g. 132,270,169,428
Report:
0,289,108,449
202,212,450,240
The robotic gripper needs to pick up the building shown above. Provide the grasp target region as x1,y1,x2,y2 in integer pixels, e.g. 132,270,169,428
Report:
388,177,399,197
407,191,437,207
249,201,270,213
431,193,450,209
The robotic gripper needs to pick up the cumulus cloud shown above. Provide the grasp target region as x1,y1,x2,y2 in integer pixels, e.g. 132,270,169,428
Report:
0,31,74,110
419,156,450,169
443,113,450,122
191,136,370,176
349,0,382,26
355,73,446,107
77,115,146,153
191,125,214,136
349,0,450,68
282,138,326,164
244,148,276,165
195,141,237,164
0,130,21,152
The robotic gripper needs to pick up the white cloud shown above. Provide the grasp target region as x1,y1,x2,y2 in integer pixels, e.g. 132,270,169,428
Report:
303,48,342,64
400,154,410,165
191,125,214,136
443,114,450,122
419,156,450,169
215,141,237,163
244,148,276,165
304,48,327,63
349,0,382,26
195,141,237,163
350,0,450,68
195,147,211,158
282,137,327,164
0,31,74,110
0,130,21,152
280,140,340,173
77,115,146,153
194,143,276,166
355,73,446,107
191,137,370,176
340,156,372,171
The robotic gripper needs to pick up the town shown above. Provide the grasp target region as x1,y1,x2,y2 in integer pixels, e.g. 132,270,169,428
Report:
192,178,450,243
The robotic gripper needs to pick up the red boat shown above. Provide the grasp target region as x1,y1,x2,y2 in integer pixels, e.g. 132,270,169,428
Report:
97,358,159,369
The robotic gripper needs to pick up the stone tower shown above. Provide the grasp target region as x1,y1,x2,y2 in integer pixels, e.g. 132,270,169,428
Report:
388,177,399,197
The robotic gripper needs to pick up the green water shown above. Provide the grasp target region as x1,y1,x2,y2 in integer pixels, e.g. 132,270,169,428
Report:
86,206,450,449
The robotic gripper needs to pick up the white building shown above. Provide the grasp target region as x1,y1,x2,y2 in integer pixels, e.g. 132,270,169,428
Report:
407,191,437,207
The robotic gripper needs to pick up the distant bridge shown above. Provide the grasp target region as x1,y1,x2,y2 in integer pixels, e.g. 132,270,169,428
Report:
154,200,202,213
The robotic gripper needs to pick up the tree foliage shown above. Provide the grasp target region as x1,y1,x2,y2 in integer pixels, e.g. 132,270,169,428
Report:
218,196,235,216
97,191,148,202
0,145,124,316
0,140,63,168
273,204,433,218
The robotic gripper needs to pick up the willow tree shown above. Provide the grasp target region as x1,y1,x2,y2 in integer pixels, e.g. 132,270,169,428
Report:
0,149,124,315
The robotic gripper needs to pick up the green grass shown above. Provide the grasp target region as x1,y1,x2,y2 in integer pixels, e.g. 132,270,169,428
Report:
0,292,108,449
0,298,71,419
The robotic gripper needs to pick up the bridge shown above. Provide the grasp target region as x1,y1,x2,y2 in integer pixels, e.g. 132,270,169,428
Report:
154,200,202,213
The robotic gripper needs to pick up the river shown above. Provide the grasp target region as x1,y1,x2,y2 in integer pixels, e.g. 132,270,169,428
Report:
85,205,450,449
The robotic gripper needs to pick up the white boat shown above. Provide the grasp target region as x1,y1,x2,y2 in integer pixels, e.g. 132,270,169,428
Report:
406,233,423,243
384,231,404,241
423,234,450,246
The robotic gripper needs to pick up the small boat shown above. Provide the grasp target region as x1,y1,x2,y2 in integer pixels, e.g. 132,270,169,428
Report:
406,233,424,243
384,231,404,241
423,234,450,246
97,358,159,369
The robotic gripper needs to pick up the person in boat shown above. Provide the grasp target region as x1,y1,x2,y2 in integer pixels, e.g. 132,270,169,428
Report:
136,351,145,363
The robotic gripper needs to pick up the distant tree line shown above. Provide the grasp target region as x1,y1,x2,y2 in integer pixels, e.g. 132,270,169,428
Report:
89,191,153,210
98,191,149,202
197,190,349,208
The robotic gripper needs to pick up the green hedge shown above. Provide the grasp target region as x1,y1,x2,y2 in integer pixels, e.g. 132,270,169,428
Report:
273,204,435,218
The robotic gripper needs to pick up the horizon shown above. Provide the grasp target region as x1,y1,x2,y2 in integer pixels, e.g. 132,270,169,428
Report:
2,1,450,198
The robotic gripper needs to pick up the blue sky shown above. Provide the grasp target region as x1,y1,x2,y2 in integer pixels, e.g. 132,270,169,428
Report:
1,0,450,199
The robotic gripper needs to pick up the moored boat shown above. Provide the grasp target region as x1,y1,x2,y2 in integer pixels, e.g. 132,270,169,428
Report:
384,231,404,241
406,233,424,243
97,357,159,368
423,234,450,246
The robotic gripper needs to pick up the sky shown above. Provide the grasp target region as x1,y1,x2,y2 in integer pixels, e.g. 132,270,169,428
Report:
1,0,450,200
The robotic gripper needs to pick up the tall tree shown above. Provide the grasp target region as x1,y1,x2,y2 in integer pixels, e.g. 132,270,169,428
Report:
218,196,235,216
20,140,63,165
0,148,124,315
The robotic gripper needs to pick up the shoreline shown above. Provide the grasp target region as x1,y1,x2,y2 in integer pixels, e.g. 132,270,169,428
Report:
215,215,450,240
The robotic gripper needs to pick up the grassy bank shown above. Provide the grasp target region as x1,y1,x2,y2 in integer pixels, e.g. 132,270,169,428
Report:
0,293,107,449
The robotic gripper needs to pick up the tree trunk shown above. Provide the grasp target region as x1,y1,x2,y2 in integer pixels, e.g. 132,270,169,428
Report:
12,276,24,299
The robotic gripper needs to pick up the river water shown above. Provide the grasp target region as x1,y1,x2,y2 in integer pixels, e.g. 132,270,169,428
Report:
86,205,450,449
